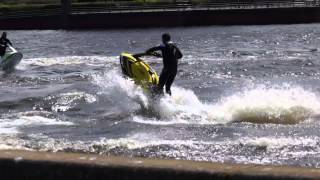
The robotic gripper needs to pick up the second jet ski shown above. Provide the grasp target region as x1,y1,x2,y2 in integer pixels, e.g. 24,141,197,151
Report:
0,45,23,71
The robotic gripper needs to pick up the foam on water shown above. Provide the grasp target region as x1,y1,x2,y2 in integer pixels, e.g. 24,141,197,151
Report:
132,85,320,125
91,135,320,155
93,70,149,108
0,136,32,151
93,137,200,150
211,85,320,124
45,92,97,112
132,116,188,125
0,130,318,166
0,111,73,134
153,88,213,123
93,70,320,125
0,133,203,153
17,56,119,70
242,136,319,150
1,131,318,164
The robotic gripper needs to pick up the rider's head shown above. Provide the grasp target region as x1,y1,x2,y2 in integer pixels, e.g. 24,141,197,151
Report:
162,33,171,44
1,32,7,38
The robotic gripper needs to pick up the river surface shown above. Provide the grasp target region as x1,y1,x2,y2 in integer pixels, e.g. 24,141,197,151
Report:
1,24,320,167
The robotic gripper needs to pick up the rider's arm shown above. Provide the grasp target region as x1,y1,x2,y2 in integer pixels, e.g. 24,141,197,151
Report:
146,45,163,58
146,46,161,54
4,39,12,46
6,39,12,46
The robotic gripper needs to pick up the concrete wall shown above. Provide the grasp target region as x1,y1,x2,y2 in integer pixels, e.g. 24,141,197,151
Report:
0,150,320,179
1,7,320,29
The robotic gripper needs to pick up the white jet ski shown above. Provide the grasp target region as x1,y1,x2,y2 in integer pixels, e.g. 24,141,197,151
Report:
0,45,23,71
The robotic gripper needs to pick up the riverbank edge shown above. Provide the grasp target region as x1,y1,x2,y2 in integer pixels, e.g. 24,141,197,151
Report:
0,150,319,179
1,6,320,29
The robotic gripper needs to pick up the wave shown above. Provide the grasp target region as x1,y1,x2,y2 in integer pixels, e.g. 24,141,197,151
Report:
0,111,73,134
130,85,319,125
44,92,97,112
211,86,319,124
93,70,320,125
17,56,119,70
1,132,319,167
93,70,149,109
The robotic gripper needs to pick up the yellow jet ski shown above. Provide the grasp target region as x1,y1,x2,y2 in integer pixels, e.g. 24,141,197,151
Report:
120,52,159,91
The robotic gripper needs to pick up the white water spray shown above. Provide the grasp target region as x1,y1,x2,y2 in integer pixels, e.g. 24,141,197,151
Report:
94,70,320,125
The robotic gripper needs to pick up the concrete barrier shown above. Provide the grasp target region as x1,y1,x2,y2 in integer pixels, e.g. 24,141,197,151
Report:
0,150,319,179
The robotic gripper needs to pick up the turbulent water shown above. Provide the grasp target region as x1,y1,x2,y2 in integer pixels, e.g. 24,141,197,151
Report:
1,24,320,167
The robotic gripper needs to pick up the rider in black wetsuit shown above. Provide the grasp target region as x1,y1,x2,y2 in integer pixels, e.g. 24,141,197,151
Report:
0,32,12,57
146,33,183,96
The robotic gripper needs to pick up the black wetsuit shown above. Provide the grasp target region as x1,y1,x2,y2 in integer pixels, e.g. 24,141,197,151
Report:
0,37,12,57
147,42,183,95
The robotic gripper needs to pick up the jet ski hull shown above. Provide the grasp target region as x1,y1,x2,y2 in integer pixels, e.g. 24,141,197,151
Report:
120,52,159,90
0,46,23,71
